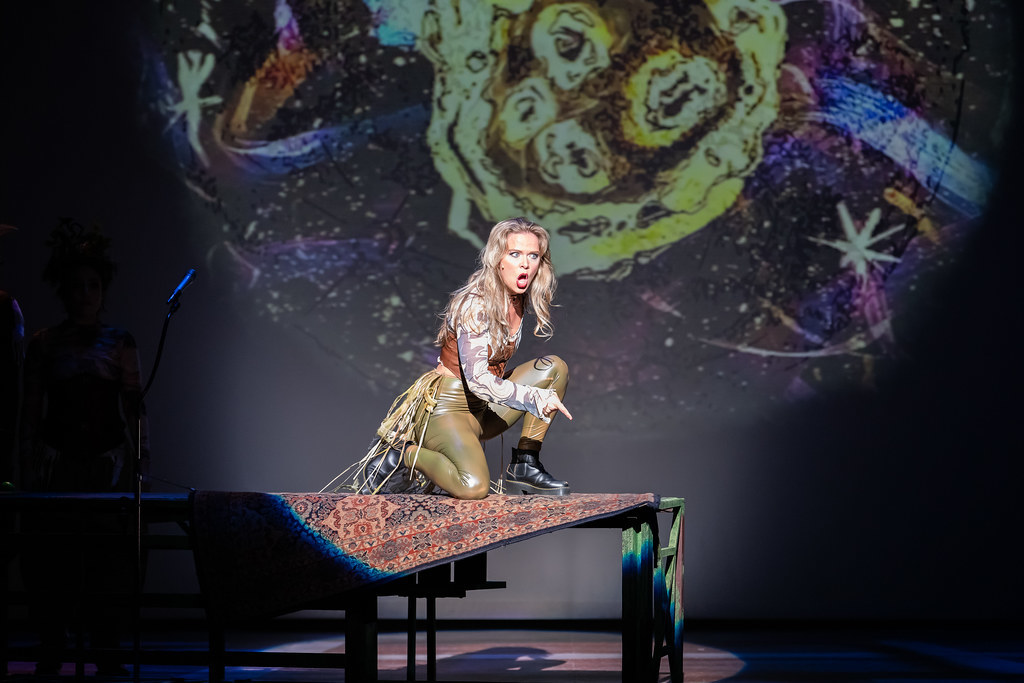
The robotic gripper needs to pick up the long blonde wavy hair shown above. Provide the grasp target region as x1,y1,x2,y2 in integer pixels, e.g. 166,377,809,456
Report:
436,217,556,348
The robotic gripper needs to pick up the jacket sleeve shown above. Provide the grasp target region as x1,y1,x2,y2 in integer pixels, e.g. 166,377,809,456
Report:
455,319,555,423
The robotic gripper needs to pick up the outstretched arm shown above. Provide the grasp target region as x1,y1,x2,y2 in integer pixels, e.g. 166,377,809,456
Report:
456,323,571,421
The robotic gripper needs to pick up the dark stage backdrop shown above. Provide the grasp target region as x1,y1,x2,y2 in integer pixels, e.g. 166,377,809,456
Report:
2,0,1021,620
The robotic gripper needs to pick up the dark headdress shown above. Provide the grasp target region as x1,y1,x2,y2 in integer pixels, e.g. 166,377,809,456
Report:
43,218,117,295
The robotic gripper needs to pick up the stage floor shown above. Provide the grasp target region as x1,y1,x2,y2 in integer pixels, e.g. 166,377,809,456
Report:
4,621,1022,682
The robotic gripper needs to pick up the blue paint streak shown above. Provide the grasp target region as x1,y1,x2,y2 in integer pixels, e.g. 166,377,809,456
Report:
219,105,431,176
818,75,910,129
816,76,994,217
620,535,655,578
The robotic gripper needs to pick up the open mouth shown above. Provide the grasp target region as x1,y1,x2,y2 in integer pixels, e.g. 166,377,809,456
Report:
517,273,530,289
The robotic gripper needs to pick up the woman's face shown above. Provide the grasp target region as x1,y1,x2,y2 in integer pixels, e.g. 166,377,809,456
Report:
498,232,542,296
63,264,103,322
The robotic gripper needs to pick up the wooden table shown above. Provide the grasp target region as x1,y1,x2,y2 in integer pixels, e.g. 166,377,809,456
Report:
2,491,684,682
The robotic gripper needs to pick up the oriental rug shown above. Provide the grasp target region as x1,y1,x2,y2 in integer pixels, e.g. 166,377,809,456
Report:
191,491,658,619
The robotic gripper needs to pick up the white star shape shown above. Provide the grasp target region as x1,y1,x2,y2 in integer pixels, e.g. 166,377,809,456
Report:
166,51,223,167
809,202,903,280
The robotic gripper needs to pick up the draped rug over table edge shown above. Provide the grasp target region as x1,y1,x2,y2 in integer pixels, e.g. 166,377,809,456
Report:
191,491,660,620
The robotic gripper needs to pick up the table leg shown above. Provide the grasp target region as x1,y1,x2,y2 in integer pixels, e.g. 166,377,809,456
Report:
407,594,416,681
622,512,655,682
345,593,378,682
655,501,685,682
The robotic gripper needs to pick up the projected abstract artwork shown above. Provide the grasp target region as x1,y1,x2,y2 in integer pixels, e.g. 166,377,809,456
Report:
141,0,1015,429
420,0,787,279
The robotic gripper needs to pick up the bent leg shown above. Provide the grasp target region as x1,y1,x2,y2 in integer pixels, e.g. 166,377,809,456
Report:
405,412,490,500
482,355,569,449
481,356,571,495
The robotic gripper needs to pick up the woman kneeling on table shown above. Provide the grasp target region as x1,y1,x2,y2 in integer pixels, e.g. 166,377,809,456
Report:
327,217,572,499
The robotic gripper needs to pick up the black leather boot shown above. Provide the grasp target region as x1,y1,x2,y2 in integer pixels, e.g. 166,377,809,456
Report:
359,444,405,494
503,448,570,495
359,444,433,494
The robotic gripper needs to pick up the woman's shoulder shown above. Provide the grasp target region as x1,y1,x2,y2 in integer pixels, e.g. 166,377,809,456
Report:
452,291,489,332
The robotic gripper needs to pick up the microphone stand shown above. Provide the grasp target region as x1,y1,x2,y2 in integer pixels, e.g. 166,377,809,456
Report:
132,292,185,683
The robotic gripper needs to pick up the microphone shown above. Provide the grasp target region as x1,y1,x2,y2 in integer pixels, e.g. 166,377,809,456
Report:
166,268,197,305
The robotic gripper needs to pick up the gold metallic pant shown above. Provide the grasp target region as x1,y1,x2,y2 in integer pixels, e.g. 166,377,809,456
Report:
405,355,568,499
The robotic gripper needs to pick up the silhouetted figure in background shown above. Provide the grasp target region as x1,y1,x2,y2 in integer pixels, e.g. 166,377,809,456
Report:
19,219,149,676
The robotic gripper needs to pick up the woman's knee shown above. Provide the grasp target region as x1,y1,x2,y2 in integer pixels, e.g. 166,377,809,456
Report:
457,479,490,500
533,354,568,378
512,355,568,388
532,354,568,395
